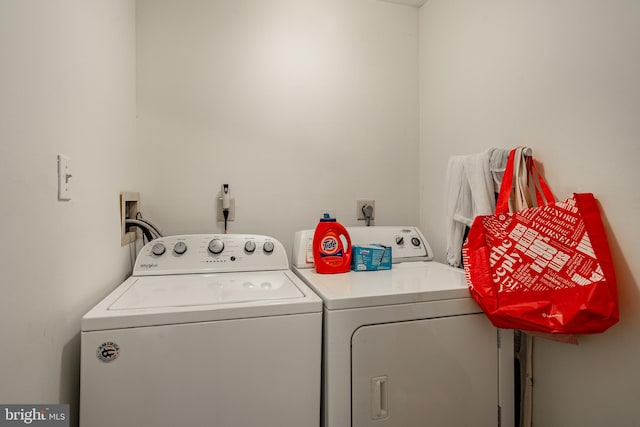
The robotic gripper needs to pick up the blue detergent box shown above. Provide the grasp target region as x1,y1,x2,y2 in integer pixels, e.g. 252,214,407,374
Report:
351,244,392,271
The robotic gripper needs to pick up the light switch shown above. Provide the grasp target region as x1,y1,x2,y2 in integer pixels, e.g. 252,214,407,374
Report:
57,154,72,201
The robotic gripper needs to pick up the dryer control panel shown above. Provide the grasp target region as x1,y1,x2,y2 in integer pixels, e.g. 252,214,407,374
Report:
134,234,289,276
292,226,433,268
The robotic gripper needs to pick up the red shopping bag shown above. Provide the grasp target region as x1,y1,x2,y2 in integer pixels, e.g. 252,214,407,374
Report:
462,149,619,334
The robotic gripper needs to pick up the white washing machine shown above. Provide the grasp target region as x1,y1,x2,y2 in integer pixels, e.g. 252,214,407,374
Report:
292,226,514,427
81,234,322,427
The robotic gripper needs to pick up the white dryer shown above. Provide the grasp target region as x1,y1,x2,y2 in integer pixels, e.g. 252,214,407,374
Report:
292,226,514,427
81,234,322,427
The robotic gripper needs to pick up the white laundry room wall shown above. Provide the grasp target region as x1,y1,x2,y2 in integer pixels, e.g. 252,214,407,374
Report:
419,1,640,426
0,1,137,425
136,0,421,252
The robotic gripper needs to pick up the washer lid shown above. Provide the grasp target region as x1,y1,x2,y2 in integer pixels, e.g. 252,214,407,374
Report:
293,261,470,310
82,271,322,331
110,272,303,310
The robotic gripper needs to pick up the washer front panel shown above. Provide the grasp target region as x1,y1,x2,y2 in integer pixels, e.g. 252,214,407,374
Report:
81,311,321,427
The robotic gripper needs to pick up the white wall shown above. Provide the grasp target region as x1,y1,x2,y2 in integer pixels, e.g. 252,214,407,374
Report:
136,0,421,252
0,1,137,425
419,1,640,425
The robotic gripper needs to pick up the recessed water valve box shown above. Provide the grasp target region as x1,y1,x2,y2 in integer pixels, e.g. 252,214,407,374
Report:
120,192,140,246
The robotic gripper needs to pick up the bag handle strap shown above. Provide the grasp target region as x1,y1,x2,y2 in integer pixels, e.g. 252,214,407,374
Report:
496,147,555,214
528,156,555,206
496,149,517,213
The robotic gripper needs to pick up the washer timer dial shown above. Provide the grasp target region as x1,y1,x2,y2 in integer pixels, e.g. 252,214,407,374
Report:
208,239,225,254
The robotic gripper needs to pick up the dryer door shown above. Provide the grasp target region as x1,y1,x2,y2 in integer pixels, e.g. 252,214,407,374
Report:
351,313,498,427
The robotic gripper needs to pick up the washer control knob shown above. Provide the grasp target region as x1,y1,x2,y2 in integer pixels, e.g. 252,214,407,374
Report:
263,241,275,254
244,241,256,253
411,237,421,247
173,241,187,255
208,239,225,254
395,236,404,245
151,242,166,256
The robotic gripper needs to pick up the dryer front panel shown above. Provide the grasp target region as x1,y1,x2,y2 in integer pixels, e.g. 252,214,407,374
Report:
351,313,498,427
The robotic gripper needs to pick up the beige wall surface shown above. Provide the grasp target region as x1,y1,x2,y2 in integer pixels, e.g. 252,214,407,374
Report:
136,0,421,252
419,1,640,425
0,1,137,425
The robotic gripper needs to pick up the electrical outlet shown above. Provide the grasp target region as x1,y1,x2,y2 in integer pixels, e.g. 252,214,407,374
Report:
120,192,140,246
357,200,375,220
217,198,235,222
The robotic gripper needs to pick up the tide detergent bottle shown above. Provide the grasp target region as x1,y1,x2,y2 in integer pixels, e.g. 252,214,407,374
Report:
313,213,352,274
